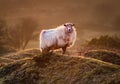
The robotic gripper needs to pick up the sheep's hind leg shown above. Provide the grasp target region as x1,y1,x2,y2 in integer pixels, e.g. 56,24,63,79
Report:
42,48,50,54
62,46,67,54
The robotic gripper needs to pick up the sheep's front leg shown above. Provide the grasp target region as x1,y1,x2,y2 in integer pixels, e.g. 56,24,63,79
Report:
62,46,67,54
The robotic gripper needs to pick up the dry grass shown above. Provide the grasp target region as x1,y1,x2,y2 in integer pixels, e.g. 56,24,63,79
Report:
84,50,120,65
0,49,120,84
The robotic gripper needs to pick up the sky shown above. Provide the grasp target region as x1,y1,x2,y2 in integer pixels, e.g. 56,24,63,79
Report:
0,0,120,46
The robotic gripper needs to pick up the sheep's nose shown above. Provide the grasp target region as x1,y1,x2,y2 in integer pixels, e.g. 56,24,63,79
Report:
68,28,73,33
68,29,71,31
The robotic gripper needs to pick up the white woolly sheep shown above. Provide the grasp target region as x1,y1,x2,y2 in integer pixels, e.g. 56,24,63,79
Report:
39,23,76,54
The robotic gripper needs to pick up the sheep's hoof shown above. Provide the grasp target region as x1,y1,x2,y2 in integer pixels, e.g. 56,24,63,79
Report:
62,52,65,54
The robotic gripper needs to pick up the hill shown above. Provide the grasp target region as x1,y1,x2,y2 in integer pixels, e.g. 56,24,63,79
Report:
0,49,120,84
84,50,120,65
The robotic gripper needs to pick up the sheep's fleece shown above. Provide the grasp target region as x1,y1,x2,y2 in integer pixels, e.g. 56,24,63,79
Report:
40,23,76,54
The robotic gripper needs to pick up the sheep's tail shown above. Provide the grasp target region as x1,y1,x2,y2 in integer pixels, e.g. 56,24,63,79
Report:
40,30,46,39
39,30,46,51
41,30,46,34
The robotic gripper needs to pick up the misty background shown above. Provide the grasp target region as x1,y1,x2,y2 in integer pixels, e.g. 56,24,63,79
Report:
0,0,120,48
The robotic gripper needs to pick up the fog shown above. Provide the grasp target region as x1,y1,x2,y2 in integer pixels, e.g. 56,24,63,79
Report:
0,0,120,47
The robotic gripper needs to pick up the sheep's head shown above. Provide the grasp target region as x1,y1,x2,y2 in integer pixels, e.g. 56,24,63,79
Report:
64,23,75,33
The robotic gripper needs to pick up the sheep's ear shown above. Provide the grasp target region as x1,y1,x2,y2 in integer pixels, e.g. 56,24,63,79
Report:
64,24,67,27
72,23,75,26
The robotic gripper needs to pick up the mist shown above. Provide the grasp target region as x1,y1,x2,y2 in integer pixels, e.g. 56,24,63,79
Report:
0,0,120,47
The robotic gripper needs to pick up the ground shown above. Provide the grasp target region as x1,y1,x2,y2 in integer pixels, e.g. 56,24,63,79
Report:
0,48,120,84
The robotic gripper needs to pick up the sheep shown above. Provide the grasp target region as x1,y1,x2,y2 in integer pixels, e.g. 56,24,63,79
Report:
39,23,76,54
